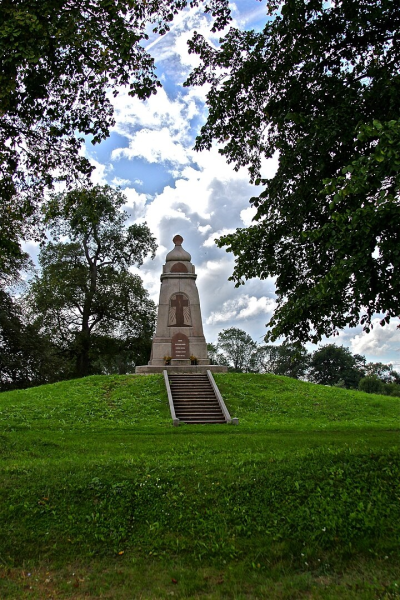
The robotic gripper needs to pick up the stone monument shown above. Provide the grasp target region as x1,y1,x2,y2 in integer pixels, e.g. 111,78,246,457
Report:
136,235,227,373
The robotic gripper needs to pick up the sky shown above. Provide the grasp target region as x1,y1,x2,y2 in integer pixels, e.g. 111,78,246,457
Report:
53,1,400,367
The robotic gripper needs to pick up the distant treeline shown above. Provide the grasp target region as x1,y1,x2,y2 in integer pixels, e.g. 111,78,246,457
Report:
207,327,400,396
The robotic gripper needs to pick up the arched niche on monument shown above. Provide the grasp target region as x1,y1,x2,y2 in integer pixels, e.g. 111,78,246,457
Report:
171,332,190,359
170,262,188,273
168,292,192,327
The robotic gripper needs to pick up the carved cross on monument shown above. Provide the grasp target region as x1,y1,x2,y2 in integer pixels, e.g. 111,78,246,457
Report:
170,294,189,327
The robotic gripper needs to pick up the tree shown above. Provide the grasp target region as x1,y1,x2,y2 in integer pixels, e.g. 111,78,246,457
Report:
309,344,364,388
254,343,309,379
87,333,153,376
186,0,400,343
358,375,384,395
207,342,229,367
0,0,231,274
358,362,400,395
364,362,400,384
382,382,400,397
28,185,157,377
217,327,257,372
0,248,66,390
0,289,68,390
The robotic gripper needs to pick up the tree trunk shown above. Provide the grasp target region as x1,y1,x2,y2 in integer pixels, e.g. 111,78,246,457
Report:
75,327,91,378
75,235,98,377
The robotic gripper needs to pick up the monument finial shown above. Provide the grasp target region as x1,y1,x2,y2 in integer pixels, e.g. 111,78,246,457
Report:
173,234,183,246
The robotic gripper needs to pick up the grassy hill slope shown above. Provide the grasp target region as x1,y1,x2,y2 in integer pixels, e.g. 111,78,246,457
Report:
0,373,399,599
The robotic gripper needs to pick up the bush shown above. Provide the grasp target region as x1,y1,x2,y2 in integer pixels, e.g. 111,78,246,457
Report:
383,382,400,397
358,375,384,394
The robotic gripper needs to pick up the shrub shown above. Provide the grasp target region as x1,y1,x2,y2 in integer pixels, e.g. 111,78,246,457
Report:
358,375,384,394
383,382,400,397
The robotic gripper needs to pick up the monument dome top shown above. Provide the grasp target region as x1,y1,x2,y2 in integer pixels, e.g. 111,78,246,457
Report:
166,234,191,262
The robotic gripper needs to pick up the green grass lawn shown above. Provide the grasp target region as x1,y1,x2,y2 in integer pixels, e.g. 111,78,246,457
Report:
0,373,399,599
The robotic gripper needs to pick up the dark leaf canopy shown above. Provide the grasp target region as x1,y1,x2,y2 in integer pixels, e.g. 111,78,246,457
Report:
309,344,363,388
186,0,400,343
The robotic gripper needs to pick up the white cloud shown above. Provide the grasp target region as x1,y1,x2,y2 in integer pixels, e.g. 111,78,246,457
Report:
122,187,149,220
111,87,197,145
112,127,191,165
240,206,257,226
198,224,212,235
88,158,111,185
111,176,131,187
206,294,276,325
260,151,280,179
237,295,277,320
231,3,269,29
203,228,235,247
350,319,400,361
145,4,230,72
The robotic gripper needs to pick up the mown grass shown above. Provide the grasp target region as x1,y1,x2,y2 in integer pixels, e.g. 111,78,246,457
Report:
0,373,399,599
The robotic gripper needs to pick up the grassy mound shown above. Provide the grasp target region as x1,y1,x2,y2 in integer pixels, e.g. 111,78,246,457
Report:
0,374,399,599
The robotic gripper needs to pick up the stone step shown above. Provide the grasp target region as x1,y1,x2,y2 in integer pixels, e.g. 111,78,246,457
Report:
175,408,222,413
171,387,214,395
174,398,219,406
176,409,221,414
170,376,209,380
175,407,222,413
174,401,220,406
176,409,220,412
172,393,215,396
177,412,225,419
170,378,209,381
170,382,210,384
170,374,208,377
177,412,225,418
171,386,212,390
174,398,219,403
180,419,226,424
172,394,216,398
170,382,211,385
172,389,213,393
174,400,220,404
170,381,210,385
171,386,214,394
173,393,216,396
169,381,212,389
171,382,210,385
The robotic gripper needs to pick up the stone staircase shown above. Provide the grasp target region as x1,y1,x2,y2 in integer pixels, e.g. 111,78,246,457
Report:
168,373,227,424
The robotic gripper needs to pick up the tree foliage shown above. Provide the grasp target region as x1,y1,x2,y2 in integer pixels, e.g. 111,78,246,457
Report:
0,0,231,272
364,361,400,384
217,327,257,372
207,342,229,367
309,344,364,388
28,185,157,377
255,343,309,379
186,0,400,343
358,375,384,395
0,289,67,390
